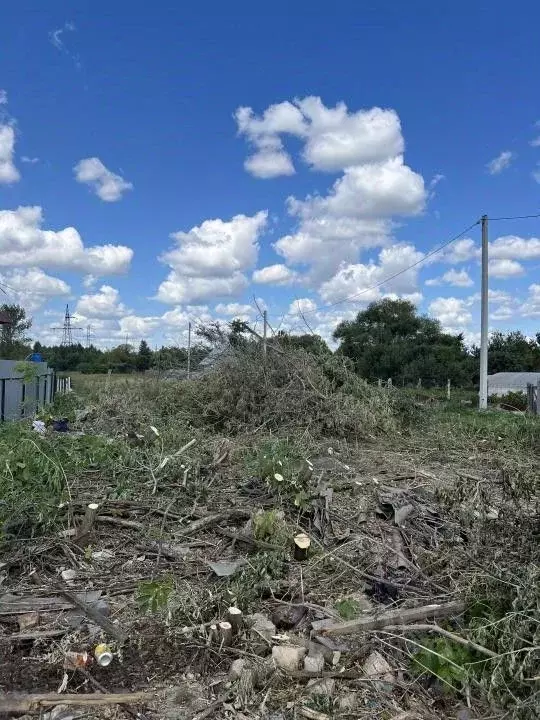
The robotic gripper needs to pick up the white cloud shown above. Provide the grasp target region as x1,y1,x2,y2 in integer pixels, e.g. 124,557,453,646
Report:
215,302,254,317
252,264,298,285
49,22,75,51
83,274,97,288
288,297,317,315
21,156,39,164
529,136,540,147
157,272,249,305
156,211,267,304
297,98,404,172
428,297,472,330
244,149,295,179
0,90,7,105
0,268,70,311
319,244,424,304
443,238,477,264
490,235,540,259
237,97,426,287
74,157,133,202
75,285,128,318
520,284,540,316
426,268,474,287
276,157,425,280
0,125,20,184
236,97,403,175
429,173,445,190
0,206,133,274
488,258,524,277
486,150,514,175
119,314,161,337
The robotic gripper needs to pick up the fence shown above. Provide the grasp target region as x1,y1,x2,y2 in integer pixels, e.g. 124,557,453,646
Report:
0,360,55,422
526,382,539,415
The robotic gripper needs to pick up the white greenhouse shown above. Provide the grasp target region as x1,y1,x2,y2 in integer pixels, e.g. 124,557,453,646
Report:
487,371,540,397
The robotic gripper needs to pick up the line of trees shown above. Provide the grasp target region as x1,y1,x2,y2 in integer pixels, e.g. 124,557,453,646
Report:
1,301,539,383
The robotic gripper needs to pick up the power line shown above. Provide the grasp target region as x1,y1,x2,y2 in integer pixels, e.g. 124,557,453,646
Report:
287,218,481,317
489,212,540,221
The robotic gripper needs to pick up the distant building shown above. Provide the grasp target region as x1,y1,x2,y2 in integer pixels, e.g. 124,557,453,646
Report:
488,371,540,396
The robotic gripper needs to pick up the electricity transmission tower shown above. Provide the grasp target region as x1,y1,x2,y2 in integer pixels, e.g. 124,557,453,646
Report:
53,305,82,346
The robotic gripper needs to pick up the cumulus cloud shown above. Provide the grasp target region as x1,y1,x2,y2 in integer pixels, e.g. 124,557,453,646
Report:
0,125,20,184
0,90,7,105
156,211,267,304
490,235,540,259
0,268,70,311
487,150,514,175
0,206,133,274
214,302,254,317
236,98,403,176
252,264,298,285
488,258,524,277
74,157,133,202
426,268,474,287
75,285,128,318
520,284,540,316
276,157,425,280
428,297,472,331
237,97,426,287
442,238,477,264
319,244,424,304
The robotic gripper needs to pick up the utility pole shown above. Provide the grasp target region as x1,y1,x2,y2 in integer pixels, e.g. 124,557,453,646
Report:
262,310,268,358
479,215,489,410
187,321,192,379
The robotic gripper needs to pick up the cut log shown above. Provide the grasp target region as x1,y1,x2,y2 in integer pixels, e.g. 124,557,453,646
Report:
0,692,148,712
227,606,243,634
293,533,310,561
322,601,466,636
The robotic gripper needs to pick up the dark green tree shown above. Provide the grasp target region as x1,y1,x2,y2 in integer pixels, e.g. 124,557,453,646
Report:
333,299,473,386
136,339,153,371
0,304,32,359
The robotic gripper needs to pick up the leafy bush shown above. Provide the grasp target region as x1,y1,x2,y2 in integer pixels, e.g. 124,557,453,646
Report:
490,390,528,411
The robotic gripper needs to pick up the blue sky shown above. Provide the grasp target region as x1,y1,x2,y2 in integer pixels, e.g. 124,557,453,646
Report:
1,1,540,348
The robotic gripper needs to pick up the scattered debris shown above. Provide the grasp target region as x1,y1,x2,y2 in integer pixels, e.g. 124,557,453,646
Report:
94,642,114,667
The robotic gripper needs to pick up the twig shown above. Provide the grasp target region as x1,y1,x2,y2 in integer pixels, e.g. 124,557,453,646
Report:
0,692,149,712
1,629,66,642
175,509,251,536
97,515,144,530
322,601,465,636
382,623,498,658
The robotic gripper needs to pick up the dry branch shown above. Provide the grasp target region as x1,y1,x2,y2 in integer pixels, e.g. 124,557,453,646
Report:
30,571,126,643
322,601,465,636
382,623,497,658
176,509,251,536
0,692,148,712
1,629,66,642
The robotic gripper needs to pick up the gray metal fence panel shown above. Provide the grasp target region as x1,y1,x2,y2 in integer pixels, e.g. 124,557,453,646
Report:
0,360,55,422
